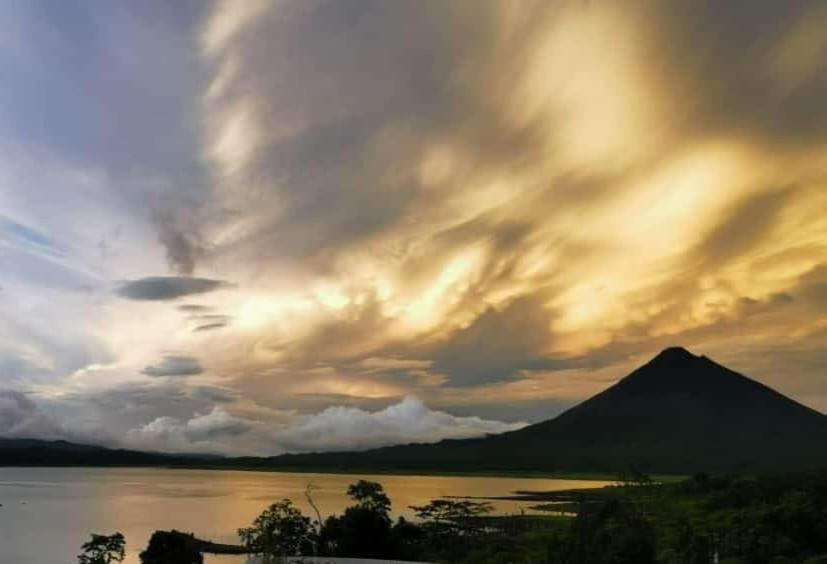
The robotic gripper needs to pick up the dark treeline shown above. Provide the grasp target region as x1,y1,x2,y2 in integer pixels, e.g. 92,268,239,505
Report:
77,468,827,563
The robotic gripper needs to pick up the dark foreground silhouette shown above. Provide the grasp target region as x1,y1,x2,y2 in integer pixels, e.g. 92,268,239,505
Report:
78,470,827,563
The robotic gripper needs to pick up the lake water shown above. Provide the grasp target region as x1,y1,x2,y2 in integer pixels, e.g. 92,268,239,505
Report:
0,467,609,563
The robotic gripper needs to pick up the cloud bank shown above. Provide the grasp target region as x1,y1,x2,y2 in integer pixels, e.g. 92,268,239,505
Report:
125,396,525,455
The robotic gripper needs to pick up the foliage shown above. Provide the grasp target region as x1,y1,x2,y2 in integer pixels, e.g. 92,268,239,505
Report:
346,480,392,515
319,480,402,558
562,497,656,564
322,506,395,558
238,499,315,560
429,468,827,563
77,533,125,564
228,469,827,563
410,499,493,537
139,530,203,564
617,467,655,487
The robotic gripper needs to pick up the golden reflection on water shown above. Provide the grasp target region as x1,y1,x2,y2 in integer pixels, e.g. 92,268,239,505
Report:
0,467,612,564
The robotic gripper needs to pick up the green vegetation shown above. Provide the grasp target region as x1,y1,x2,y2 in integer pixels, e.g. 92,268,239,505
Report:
443,468,827,563
85,467,827,563
231,468,827,563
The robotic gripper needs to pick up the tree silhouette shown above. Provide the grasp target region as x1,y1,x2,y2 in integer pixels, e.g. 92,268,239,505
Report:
346,480,392,515
139,530,203,564
410,499,492,537
238,499,314,561
320,480,399,558
77,533,125,564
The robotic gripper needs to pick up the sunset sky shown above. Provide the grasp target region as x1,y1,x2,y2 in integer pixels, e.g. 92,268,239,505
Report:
1,0,825,455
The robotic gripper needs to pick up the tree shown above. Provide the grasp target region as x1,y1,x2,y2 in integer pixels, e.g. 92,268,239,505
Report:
139,530,203,564
320,480,401,558
410,499,493,537
77,533,126,564
617,467,654,488
238,499,314,561
347,480,392,515
564,497,656,564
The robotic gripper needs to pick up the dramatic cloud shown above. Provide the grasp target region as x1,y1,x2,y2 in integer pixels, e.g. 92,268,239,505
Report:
0,0,825,454
124,396,524,455
0,390,62,438
142,355,204,377
431,295,567,387
0,390,109,445
191,386,237,404
116,277,229,301
153,207,204,276
127,406,250,453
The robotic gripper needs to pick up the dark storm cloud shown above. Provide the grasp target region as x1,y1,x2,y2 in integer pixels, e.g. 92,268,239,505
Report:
431,295,570,387
647,1,827,147
0,390,60,437
185,416,250,441
142,355,203,377
73,381,231,423
177,304,212,312
153,207,204,276
0,390,105,444
795,264,827,308
116,277,229,301
204,1,554,269
79,382,191,411
188,314,231,333
693,187,798,268
191,386,237,404
193,322,227,332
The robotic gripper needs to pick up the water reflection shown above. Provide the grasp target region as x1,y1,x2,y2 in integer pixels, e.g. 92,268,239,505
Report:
0,467,610,564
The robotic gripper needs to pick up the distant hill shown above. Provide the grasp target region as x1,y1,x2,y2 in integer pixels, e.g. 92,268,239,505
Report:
2,348,825,474
232,347,827,474
0,439,178,466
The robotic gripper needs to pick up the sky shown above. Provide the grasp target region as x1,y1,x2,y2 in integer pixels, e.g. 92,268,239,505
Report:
0,0,826,455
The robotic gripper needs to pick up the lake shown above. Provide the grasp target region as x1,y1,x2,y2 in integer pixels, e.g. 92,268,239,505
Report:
0,467,610,563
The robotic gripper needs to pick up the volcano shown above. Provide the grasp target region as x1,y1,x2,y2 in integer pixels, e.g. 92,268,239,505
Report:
259,347,827,473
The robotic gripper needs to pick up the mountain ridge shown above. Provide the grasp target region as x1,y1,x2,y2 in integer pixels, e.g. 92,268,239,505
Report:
247,347,827,473
1,347,825,474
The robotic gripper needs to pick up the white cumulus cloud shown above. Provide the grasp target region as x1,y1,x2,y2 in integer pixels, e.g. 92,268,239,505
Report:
273,396,527,453
126,406,250,453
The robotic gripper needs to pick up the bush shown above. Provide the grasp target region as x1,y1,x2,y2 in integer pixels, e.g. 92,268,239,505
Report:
139,530,203,564
77,533,125,564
